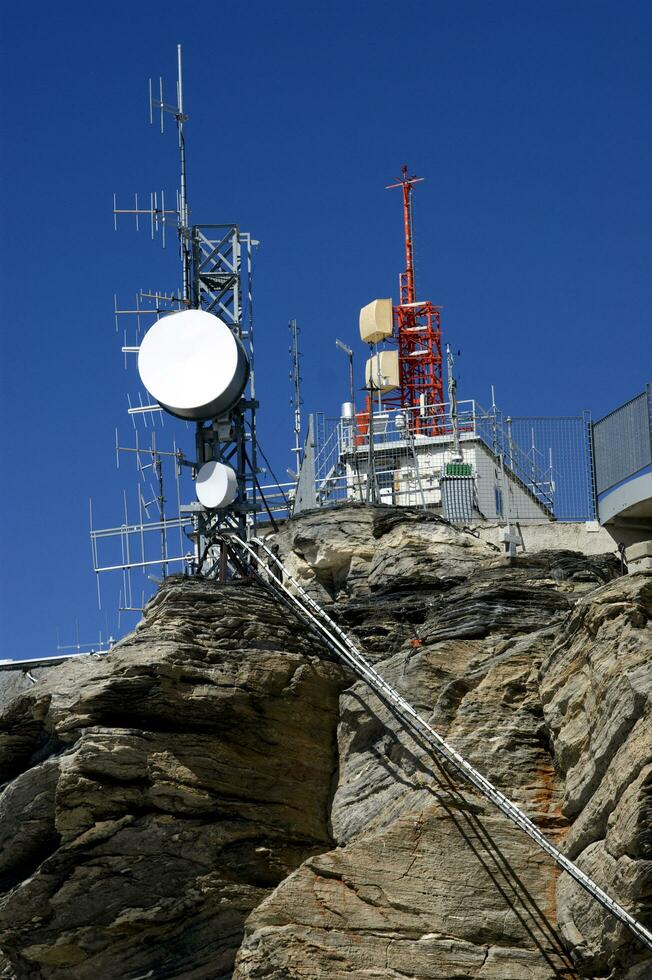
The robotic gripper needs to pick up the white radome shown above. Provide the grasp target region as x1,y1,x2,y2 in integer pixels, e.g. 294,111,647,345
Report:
137,309,249,421
195,461,238,510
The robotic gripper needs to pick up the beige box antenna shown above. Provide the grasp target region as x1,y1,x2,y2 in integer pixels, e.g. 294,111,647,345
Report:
359,298,393,344
365,350,400,392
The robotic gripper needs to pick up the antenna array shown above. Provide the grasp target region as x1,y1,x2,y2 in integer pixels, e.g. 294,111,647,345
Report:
92,45,261,621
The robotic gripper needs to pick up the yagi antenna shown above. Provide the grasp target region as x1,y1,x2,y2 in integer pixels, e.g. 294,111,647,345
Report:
113,190,174,247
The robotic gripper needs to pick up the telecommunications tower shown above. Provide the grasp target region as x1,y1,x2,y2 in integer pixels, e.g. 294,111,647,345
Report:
358,165,444,434
141,47,259,550
386,165,444,416
94,45,260,597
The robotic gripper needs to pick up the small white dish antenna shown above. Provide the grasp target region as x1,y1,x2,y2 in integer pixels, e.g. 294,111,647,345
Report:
138,309,249,421
195,461,238,509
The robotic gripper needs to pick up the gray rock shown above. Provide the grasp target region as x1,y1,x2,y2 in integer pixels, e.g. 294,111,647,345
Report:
0,506,648,980
540,571,652,977
0,578,347,979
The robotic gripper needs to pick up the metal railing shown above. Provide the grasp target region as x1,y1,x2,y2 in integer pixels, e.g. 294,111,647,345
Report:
496,413,596,522
304,403,595,522
593,386,652,496
256,403,596,523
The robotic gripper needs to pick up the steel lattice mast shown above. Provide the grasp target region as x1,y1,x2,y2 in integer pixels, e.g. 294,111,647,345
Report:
387,165,444,422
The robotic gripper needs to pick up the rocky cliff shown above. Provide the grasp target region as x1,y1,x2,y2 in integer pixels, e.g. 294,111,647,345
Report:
0,505,649,980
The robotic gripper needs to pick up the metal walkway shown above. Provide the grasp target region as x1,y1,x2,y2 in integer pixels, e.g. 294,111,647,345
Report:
221,530,652,954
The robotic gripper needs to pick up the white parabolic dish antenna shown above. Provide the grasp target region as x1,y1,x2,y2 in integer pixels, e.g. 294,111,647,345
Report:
196,461,238,510
138,309,249,421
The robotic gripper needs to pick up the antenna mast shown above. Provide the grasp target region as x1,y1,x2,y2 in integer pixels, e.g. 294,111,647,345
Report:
386,165,444,425
289,319,303,463
447,344,462,461
393,164,423,305
148,47,260,545
149,43,191,303
175,44,190,303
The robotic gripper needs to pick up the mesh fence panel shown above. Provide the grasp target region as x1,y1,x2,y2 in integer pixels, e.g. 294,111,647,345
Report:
307,406,597,522
505,414,596,521
593,391,651,495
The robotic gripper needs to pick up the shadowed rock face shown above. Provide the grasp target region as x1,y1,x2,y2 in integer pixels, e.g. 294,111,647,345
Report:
0,580,347,979
0,505,650,980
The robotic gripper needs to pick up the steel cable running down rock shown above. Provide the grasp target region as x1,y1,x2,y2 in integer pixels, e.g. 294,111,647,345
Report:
219,528,652,954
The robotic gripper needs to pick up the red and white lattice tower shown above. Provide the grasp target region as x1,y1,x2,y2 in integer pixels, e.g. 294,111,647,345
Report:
386,165,444,424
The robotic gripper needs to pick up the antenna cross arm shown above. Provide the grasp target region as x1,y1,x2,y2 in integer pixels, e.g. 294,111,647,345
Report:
151,97,187,121
113,208,179,216
386,176,425,189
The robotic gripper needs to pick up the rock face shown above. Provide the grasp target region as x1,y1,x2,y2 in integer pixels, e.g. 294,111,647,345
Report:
0,505,650,979
0,581,346,978
540,574,652,978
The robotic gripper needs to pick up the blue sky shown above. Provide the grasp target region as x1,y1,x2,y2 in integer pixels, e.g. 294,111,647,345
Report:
1,1,650,659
